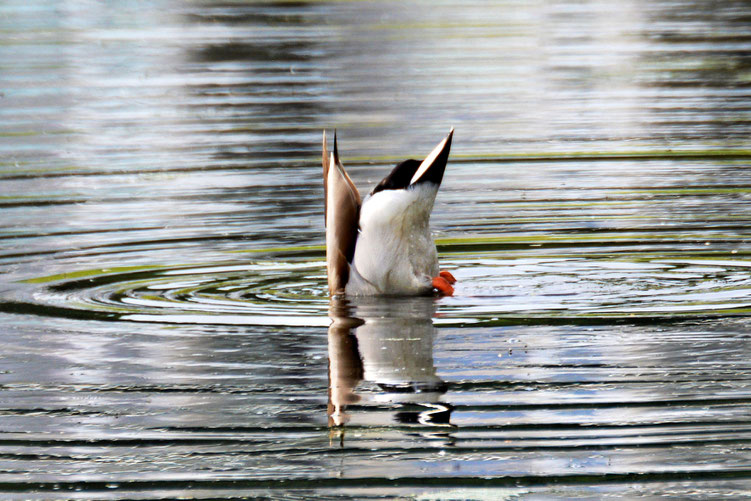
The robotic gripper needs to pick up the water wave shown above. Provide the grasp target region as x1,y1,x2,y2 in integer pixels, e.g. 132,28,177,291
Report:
15,245,751,327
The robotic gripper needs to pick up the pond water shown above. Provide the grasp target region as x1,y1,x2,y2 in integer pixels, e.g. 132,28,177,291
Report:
2,0,751,498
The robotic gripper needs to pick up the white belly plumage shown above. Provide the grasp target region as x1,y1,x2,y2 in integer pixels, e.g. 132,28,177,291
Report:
346,184,439,295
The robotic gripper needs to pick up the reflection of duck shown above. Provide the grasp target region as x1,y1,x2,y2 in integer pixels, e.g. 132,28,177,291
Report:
323,129,456,296
327,297,453,428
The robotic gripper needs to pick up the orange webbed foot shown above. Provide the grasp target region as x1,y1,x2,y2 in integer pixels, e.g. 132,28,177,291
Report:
432,276,454,296
439,270,456,284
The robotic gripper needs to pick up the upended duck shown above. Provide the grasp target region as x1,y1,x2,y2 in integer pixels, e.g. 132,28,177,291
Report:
323,128,456,296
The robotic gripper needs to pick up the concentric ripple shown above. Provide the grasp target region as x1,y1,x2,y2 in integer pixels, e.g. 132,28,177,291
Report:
28,258,331,327
17,246,751,327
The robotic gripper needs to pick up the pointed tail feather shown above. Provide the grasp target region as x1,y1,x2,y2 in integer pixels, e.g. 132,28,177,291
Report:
323,131,361,295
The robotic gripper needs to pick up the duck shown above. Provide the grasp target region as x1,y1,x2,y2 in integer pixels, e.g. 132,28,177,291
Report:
323,128,456,296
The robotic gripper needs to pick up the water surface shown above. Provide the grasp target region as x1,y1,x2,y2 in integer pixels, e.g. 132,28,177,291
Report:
2,0,751,499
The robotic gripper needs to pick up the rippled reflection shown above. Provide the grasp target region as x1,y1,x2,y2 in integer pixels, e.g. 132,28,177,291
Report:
328,297,450,429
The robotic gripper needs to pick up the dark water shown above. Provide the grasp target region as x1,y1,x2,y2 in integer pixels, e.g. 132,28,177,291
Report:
2,0,751,498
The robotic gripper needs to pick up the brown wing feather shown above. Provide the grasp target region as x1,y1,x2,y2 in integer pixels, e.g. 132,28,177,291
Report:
323,131,361,295
322,130,330,224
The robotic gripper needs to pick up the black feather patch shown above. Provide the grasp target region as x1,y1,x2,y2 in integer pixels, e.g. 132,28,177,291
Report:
371,159,421,195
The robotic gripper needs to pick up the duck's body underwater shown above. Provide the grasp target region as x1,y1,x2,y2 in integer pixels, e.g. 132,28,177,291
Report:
323,128,456,296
